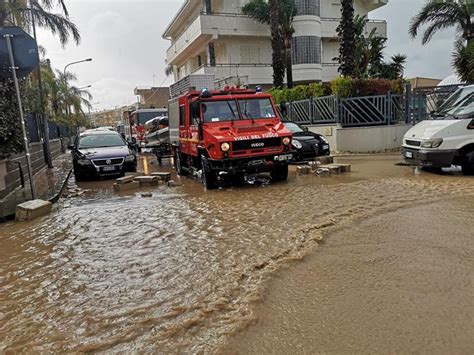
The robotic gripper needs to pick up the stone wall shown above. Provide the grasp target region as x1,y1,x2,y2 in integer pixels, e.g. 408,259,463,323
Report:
0,139,65,199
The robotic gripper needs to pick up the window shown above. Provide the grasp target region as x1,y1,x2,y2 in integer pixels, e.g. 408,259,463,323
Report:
238,98,277,119
292,36,321,65
179,105,185,126
190,102,201,125
284,122,305,133
294,0,320,16
202,101,238,122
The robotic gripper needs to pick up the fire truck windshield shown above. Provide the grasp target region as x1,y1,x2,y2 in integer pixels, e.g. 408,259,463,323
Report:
202,101,238,122
202,98,276,122
238,98,276,119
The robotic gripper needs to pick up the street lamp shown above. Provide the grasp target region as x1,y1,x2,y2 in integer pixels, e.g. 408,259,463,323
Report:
63,58,92,76
78,85,92,90
63,58,92,135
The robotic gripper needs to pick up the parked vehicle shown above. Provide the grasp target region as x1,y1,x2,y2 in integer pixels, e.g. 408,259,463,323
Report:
283,122,330,161
402,91,474,174
70,129,137,181
169,86,293,188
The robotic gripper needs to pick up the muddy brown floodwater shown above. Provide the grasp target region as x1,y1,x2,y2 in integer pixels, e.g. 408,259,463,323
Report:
0,155,473,353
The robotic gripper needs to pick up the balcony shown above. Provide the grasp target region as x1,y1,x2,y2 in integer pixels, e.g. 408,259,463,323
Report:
321,18,387,39
322,63,340,82
166,13,269,65
361,0,389,12
191,64,274,85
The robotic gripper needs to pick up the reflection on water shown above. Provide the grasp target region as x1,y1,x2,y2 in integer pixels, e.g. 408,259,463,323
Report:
0,156,473,352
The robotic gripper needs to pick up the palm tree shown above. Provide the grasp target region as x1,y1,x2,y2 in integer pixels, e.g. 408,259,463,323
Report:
410,0,473,83
42,70,92,126
336,0,356,77
243,0,296,88
453,39,474,83
409,0,474,45
0,0,80,46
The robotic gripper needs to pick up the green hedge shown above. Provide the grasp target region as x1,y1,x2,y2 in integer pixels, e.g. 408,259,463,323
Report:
0,81,25,157
269,78,406,103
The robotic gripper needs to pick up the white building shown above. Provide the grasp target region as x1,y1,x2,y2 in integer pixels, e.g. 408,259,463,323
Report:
163,0,388,87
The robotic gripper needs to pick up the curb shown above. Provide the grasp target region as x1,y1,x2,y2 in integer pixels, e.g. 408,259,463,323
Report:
49,169,73,204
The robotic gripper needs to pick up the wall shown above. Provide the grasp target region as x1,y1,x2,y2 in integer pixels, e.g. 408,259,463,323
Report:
308,123,411,153
0,139,64,199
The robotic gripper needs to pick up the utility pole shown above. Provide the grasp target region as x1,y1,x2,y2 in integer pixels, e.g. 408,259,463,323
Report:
4,34,36,199
29,0,53,168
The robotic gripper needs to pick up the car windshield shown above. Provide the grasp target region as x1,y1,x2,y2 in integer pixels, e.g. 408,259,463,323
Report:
284,122,305,133
202,100,238,122
238,98,277,119
78,134,126,148
441,95,474,119
437,86,474,115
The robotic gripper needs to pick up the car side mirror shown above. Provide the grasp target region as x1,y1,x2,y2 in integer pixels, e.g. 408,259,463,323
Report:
68,144,74,150
303,126,309,132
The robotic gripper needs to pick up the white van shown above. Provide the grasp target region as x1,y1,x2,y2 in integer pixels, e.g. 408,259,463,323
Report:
402,86,474,175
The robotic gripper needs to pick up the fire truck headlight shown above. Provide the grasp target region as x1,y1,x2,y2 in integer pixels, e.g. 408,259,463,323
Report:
220,142,231,152
282,137,291,146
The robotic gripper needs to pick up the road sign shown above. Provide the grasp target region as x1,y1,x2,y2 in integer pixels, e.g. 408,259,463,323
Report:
0,26,39,80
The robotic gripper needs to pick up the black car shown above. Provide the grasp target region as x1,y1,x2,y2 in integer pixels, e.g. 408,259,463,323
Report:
70,129,137,181
283,122,330,161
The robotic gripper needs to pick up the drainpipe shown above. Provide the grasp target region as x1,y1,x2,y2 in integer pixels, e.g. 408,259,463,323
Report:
204,0,212,14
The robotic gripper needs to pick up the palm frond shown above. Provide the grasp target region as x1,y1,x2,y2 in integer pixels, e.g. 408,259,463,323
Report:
242,0,270,24
409,0,470,43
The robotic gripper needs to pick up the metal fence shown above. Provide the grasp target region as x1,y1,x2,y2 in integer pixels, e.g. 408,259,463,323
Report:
25,114,69,142
282,85,465,128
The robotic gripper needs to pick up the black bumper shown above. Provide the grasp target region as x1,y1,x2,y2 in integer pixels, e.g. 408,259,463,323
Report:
208,153,293,174
401,147,458,168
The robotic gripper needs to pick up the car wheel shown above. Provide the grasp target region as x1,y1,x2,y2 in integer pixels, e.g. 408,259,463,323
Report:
74,170,85,181
461,150,474,175
271,164,289,182
174,149,187,176
201,155,219,189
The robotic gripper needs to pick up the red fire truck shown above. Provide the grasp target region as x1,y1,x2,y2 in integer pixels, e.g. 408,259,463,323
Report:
169,86,293,188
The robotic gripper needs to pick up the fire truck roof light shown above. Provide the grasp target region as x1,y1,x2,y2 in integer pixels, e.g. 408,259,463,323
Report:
255,85,263,93
201,88,212,98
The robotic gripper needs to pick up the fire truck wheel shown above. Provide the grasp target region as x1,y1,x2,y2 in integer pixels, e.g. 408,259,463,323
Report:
174,150,187,175
201,156,219,189
232,173,246,186
271,164,289,182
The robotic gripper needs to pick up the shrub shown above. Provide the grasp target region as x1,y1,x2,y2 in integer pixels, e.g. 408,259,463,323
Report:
352,78,406,96
308,83,325,98
331,77,353,98
0,81,25,157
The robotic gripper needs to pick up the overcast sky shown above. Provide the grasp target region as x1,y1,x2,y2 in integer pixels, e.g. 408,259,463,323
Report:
37,0,457,111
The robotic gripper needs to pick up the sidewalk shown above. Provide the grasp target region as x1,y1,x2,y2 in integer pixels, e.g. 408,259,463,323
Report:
0,153,72,221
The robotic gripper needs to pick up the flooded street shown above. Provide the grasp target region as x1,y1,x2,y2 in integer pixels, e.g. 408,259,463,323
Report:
1,155,473,353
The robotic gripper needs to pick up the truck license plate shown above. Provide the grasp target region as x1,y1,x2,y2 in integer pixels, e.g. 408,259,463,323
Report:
102,166,116,172
405,151,413,158
275,154,293,161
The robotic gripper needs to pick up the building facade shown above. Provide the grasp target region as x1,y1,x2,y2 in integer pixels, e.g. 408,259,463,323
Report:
163,0,388,87
134,87,170,109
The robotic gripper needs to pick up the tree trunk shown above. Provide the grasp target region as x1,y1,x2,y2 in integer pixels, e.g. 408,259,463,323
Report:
337,0,356,77
269,0,285,88
285,34,293,88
